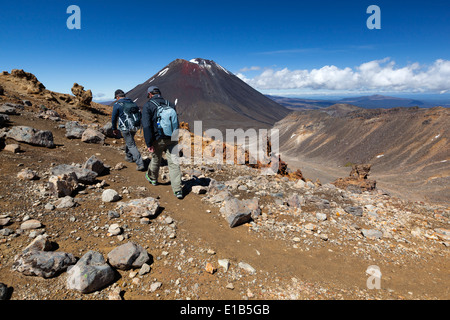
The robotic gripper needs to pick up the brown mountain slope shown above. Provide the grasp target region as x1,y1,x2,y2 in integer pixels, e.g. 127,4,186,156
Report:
276,104,450,204
125,58,291,133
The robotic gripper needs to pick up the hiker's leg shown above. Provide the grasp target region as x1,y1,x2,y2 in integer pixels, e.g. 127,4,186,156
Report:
122,130,144,167
165,140,182,194
121,130,134,161
147,140,164,181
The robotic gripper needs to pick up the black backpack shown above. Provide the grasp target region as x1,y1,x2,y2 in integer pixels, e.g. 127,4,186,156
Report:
119,100,141,130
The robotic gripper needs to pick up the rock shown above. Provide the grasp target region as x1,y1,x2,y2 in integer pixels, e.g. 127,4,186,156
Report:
71,83,93,108
12,235,76,279
218,259,230,272
316,212,327,221
44,203,55,211
116,197,160,218
0,283,8,300
222,198,252,228
287,193,305,208
83,155,107,175
191,185,208,194
108,223,122,236
81,128,105,144
139,263,151,276
4,144,20,153
102,189,121,202
361,229,383,239
66,251,116,294
107,241,150,270
17,168,39,180
108,287,122,300
149,282,162,292
243,197,261,219
49,172,79,197
434,228,450,241
51,164,97,184
0,85,3,96
65,121,87,139
333,164,376,192
20,219,42,230
54,196,77,209
238,261,256,274
205,262,216,274
6,126,55,148
344,206,363,217
0,104,21,115
0,114,9,128
0,217,11,226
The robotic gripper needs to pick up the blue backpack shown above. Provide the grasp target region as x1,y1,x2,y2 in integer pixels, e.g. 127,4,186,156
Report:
150,100,179,138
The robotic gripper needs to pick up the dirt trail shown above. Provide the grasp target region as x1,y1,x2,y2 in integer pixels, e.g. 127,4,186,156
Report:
0,112,449,301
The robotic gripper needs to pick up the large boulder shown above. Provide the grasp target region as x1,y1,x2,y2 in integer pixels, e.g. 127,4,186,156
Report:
66,251,116,294
221,198,252,228
65,121,87,139
6,126,55,148
333,164,376,193
51,164,98,184
81,128,105,144
107,242,150,270
12,235,76,279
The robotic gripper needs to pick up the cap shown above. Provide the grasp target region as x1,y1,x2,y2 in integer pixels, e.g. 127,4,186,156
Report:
114,89,125,98
147,86,161,94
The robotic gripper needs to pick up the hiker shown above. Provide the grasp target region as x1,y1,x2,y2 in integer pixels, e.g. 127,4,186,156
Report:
141,86,183,199
111,89,145,171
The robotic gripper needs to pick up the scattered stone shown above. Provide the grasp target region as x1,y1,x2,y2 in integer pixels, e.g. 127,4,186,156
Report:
107,241,150,270
6,126,54,148
316,212,327,221
12,235,76,279
116,197,160,218
0,217,11,227
361,229,383,239
0,283,8,300
4,144,20,153
218,259,230,272
51,164,98,184
102,189,121,203
84,155,107,175
81,128,105,144
139,263,151,276
65,121,87,139
222,198,252,228
20,219,42,230
54,196,77,209
108,223,122,236
149,281,162,292
48,172,78,198
344,206,363,217
66,250,115,294
191,185,208,194
205,262,216,274
238,261,256,274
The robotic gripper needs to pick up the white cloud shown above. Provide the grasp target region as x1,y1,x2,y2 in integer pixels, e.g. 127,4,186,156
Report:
238,66,261,72
236,58,450,93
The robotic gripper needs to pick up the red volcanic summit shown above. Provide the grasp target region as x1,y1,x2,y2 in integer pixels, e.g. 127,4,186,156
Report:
126,58,291,132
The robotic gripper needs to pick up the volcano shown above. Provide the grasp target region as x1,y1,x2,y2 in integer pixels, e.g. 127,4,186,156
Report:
126,58,291,133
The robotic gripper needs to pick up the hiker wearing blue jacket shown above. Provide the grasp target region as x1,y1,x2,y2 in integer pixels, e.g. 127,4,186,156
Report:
112,89,145,171
141,86,183,199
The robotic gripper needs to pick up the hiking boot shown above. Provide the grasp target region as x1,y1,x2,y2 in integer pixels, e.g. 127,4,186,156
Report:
125,157,134,163
174,191,183,199
136,165,145,172
145,172,158,186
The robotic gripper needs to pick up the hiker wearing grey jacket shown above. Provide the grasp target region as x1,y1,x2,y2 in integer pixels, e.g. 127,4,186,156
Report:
141,86,183,199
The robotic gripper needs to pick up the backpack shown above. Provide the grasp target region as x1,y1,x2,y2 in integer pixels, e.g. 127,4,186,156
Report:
119,100,141,131
150,100,179,138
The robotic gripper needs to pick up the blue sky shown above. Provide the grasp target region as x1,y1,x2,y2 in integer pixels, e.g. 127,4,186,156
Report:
1,0,449,100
